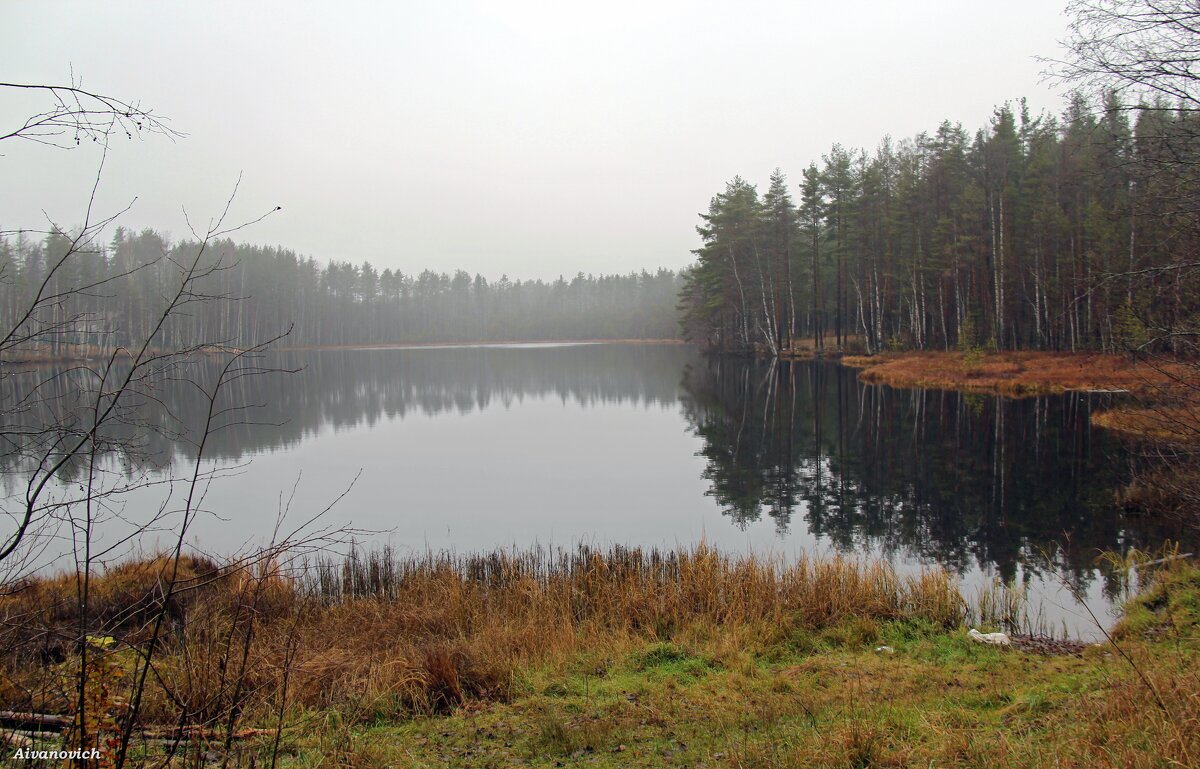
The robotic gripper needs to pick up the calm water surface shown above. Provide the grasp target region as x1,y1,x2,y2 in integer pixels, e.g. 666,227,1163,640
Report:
6,342,1189,637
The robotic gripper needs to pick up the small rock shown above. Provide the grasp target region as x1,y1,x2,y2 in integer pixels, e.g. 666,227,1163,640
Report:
613,744,627,753
875,645,895,654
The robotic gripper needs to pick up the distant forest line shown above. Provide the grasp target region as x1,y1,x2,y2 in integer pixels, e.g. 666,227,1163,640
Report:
679,94,1200,356
0,228,683,351
9,94,1199,359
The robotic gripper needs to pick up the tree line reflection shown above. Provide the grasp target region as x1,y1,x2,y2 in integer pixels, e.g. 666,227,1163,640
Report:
1,344,696,479
681,356,1190,586
5,345,1187,585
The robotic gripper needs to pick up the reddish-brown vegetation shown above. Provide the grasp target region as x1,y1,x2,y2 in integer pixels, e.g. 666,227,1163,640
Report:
0,546,961,727
844,350,1192,398
1092,406,1200,443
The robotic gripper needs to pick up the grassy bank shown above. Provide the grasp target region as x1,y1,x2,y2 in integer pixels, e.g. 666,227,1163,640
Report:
840,350,1192,398
1091,405,1200,443
1,546,1197,767
326,570,1198,769
840,350,1200,458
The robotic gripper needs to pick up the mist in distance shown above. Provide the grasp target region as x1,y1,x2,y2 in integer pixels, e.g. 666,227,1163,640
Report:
2,1,1066,280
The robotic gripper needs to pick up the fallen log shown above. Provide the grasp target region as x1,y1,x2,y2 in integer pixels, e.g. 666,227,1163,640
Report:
2,730,34,748
1141,553,1194,568
0,713,272,742
137,726,273,741
0,711,70,732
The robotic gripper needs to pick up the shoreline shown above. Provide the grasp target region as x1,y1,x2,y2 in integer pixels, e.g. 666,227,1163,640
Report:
2,546,1195,766
834,350,1199,447
275,338,688,353
835,349,1191,398
0,338,689,365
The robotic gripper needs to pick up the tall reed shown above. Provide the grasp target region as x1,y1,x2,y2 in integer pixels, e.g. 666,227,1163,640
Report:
1,544,963,725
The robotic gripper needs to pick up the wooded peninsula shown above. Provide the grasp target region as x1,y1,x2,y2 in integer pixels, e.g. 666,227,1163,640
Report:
678,96,1197,360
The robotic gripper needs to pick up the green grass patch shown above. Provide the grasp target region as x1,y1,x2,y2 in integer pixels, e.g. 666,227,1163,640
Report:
44,564,1200,768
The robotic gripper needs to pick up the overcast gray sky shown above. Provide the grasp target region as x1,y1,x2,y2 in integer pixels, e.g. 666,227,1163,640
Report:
3,1,1069,281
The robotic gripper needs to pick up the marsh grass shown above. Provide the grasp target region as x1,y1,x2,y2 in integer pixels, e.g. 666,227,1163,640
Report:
2,551,1199,768
1092,405,1200,443
848,350,1192,397
967,577,1049,637
326,558,1199,769
0,544,961,730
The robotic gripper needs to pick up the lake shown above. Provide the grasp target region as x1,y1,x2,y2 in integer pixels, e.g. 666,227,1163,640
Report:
3,342,1188,637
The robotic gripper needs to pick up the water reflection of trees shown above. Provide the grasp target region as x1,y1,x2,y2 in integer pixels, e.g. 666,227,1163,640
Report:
9,345,1191,591
2,344,699,483
681,356,1192,585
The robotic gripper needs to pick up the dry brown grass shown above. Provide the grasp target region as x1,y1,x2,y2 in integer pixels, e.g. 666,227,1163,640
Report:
1092,406,1200,443
840,354,876,368
7,552,1199,768
1117,468,1200,518
1089,398,1200,518
281,545,960,721
0,545,961,728
845,347,1200,522
0,554,223,655
849,350,1193,397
